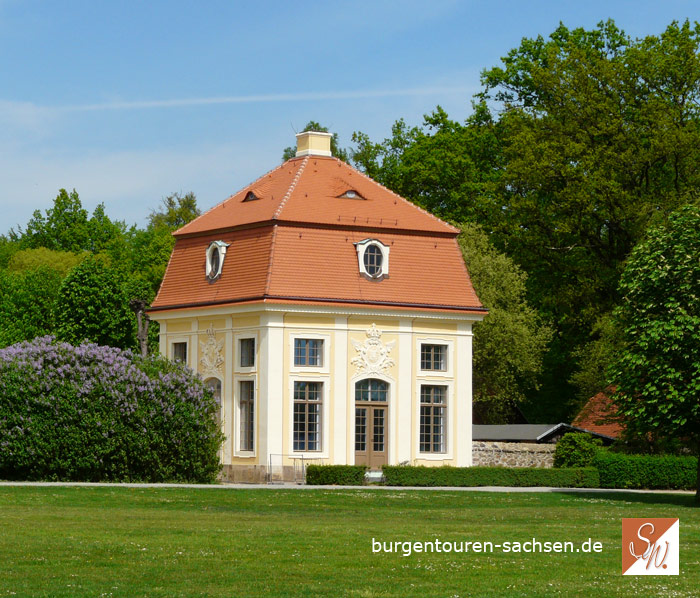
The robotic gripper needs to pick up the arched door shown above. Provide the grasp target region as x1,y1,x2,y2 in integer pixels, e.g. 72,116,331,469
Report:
354,379,388,469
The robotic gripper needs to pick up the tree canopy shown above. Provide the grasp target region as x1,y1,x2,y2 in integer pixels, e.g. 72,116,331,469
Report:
351,19,700,421
458,223,552,422
610,205,700,499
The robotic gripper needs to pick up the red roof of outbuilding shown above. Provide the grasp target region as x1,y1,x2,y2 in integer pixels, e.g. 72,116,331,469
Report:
151,155,483,314
571,388,624,439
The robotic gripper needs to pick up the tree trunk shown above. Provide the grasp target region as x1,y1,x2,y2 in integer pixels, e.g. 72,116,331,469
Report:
696,437,700,505
129,299,150,358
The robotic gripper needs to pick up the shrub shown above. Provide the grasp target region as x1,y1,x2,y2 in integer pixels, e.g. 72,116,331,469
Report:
594,452,697,490
553,432,603,468
382,465,599,488
0,336,223,482
306,465,367,485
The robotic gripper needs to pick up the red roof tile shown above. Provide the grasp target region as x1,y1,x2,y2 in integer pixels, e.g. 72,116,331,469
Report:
572,388,624,439
174,156,458,237
151,154,482,314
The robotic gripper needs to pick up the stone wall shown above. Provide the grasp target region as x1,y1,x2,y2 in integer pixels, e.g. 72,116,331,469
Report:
472,441,555,468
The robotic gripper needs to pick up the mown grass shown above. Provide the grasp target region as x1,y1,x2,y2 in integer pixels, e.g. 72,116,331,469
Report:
0,487,697,597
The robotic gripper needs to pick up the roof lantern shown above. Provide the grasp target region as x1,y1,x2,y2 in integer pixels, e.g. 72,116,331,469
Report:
295,130,333,157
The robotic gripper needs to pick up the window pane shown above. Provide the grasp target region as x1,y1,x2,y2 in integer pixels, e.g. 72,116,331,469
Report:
173,342,187,363
421,344,447,371
293,381,322,451
294,339,323,367
355,379,387,402
240,338,255,368
239,380,255,451
419,385,446,453
363,244,383,276
205,378,222,428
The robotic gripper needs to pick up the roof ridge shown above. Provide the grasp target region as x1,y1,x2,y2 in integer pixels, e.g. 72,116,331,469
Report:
264,224,278,295
273,156,309,219
339,157,459,234
174,158,301,236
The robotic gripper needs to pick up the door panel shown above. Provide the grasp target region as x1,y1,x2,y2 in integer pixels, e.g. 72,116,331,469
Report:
355,405,387,469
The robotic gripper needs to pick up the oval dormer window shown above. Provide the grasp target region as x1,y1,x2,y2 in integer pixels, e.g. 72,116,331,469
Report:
339,189,364,199
206,240,229,282
355,239,390,280
363,244,382,276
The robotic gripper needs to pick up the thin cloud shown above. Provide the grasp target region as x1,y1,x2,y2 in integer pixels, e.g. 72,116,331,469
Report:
54,87,476,113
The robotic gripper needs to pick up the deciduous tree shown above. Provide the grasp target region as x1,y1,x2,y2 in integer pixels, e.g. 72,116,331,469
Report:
610,205,700,500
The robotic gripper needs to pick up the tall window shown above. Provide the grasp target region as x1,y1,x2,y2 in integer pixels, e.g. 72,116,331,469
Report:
355,379,388,402
205,378,222,428
172,342,187,363
239,338,255,368
420,385,447,453
421,344,447,371
239,380,255,452
293,381,322,451
294,339,323,367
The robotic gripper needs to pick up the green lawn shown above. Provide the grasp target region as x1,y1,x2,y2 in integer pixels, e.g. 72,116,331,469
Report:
0,486,698,597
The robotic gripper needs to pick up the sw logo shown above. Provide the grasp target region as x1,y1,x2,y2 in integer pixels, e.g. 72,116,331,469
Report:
622,518,679,575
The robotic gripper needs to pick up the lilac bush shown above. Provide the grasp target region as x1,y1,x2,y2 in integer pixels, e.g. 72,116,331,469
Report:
0,337,222,482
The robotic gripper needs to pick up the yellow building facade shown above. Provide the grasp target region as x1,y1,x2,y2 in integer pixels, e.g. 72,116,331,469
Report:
150,132,485,481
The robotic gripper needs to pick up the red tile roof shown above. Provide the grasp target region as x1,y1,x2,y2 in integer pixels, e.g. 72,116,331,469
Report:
174,156,458,237
571,388,624,439
151,155,483,314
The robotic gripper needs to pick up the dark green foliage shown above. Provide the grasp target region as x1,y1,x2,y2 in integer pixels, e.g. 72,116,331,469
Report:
381,465,599,488
55,257,136,349
0,267,64,346
148,192,201,231
305,465,367,485
458,223,552,421
594,452,697,490
14,190,124,253
0,337,223,482
610,205,700,498
553,433,603,468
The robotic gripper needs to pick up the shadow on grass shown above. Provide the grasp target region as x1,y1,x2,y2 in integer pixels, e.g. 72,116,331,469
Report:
552,490,699,509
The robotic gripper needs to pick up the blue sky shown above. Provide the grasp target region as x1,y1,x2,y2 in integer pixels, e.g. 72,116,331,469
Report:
1,0,698,231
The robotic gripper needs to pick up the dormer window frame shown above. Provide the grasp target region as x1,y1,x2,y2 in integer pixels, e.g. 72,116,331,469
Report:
355,238,390,280
206,240,229,282
338,189,365,200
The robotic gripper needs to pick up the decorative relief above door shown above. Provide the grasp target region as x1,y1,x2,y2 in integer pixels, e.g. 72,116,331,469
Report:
351,323,395,377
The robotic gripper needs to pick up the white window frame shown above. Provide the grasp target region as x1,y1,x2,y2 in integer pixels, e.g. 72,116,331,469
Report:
416,338,454,378
288,375,330,458
289,332,330,374
170,338,189,366
234,332,258,374
205,240,229,281
355,238,390,280
234,374,257,458
415,381,453,460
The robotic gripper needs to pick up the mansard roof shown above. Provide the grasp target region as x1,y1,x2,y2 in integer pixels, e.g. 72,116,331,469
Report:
151,153,483,315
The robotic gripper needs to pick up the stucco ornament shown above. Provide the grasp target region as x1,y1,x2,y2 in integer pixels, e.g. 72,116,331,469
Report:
199,325,224,376
351,324,395,376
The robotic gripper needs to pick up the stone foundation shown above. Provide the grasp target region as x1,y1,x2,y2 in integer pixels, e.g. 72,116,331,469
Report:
472,441,555,468
219,464,293,483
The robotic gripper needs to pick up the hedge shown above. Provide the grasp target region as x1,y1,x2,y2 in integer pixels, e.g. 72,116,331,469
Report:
553,432,603,468
0,336,223,483
305,465,367,485
381,465,599,488
594,452,697,490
